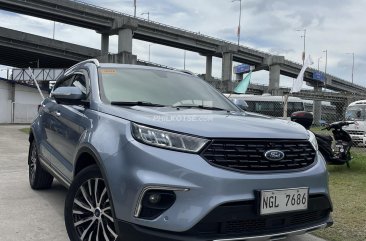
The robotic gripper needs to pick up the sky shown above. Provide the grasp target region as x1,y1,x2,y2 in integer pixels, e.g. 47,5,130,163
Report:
0,0,365,89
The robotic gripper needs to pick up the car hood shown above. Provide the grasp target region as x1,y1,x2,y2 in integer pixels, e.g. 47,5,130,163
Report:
97,105,309,139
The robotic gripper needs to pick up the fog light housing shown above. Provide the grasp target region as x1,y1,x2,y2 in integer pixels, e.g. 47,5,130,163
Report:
139,190,176,220
148,193,161,204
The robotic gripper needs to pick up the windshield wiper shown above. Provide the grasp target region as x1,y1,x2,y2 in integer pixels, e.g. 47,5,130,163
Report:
174,105,229,111
111,101,166,107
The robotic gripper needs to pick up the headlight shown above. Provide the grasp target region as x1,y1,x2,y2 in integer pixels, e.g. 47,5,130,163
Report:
131,123,209,153
308,130,318,151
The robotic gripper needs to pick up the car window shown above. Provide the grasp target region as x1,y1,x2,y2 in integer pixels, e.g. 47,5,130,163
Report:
54,73,88,95
256,102,274,111
54,75,74,89
71,74,87,94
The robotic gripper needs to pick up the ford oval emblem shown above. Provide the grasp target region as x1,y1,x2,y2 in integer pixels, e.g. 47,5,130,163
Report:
264,150,285,161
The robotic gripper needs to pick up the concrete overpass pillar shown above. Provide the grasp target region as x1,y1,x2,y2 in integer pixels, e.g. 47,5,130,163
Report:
205,55,212,80
221,52,233,92
269,64,281,95
217,44,237,92
313,86,322,126
101,34,109,55
264,55,285,96
222,52,233,82
118,28,133,53
98,17,138,64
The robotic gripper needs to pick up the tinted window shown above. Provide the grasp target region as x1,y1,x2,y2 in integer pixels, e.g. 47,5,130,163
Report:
55,76,74,89
71,74,87,94
54,74,87,95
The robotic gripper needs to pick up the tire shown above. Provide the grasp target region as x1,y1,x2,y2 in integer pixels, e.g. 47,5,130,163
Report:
65,165,118,241
28,140,54,189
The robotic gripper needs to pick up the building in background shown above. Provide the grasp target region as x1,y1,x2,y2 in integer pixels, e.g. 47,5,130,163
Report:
0,78,48,123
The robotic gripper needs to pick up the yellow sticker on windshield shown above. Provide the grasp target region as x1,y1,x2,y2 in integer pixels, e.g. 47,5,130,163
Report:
100,69,117,74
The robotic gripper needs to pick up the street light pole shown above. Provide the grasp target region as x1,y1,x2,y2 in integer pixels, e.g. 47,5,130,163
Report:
296,29,306,65
322,50,328,88
317,57,322,71
352,52,354,84
323,50,328,75
346,52,355,83
148,44,153,62
141,12,150,21
184,50,186,70
134,0,136,17
232,0,242,46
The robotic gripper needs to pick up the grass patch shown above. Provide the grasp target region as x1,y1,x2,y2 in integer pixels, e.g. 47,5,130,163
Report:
19,128,30,134
314,149,366,241
310,126,329,135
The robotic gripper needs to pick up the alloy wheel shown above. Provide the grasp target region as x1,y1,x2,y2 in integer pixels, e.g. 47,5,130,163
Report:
72,178,117,241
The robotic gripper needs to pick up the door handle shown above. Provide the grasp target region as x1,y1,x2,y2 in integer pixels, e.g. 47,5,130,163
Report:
55,111,61,117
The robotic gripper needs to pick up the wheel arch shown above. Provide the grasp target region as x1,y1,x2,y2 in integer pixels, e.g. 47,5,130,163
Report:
73,144,118,220
74,144,106,178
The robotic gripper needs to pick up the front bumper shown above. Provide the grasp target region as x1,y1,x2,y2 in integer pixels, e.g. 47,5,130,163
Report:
116,216,333,241
349,134,364,144
105,138,331,235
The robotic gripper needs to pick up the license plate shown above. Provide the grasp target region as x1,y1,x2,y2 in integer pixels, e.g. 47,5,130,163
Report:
260,188,308,215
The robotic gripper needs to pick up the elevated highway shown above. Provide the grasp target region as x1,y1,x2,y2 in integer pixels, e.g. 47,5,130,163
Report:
0,26,179,71
0,26,99,68
0,0,365,94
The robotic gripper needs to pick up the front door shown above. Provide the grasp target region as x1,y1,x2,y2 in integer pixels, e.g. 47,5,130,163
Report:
48,72,90,181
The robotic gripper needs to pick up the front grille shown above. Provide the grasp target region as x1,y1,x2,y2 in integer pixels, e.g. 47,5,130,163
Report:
346,130,364,136
224,219,266,233
189,195,332,237
220,210,328,235
201,139,316,172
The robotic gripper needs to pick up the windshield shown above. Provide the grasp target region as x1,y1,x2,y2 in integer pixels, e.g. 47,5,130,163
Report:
98,67,239,111
345,106,366,121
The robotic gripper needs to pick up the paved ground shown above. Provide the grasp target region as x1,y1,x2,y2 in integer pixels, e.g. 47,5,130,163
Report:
0,125,327,241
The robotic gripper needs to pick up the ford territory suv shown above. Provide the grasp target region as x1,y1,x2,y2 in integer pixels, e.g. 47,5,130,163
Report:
28,59,332,241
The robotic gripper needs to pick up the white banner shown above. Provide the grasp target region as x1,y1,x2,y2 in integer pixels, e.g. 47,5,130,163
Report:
290,55,314,93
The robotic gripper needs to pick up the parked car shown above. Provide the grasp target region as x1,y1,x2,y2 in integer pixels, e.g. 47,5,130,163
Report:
28,59,333,241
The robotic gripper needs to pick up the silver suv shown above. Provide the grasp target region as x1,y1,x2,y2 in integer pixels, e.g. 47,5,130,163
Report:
28,59,332,241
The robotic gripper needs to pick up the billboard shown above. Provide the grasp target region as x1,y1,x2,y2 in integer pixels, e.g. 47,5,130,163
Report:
313,71,325,82
234,64,251,74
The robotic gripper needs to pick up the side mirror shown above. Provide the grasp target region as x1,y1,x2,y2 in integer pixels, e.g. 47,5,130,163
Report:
52,86,85,105
230,98,248,111
290,111,313,130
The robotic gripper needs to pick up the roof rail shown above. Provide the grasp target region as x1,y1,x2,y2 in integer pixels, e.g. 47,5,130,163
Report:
178,69,196,76
65,59,100,75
